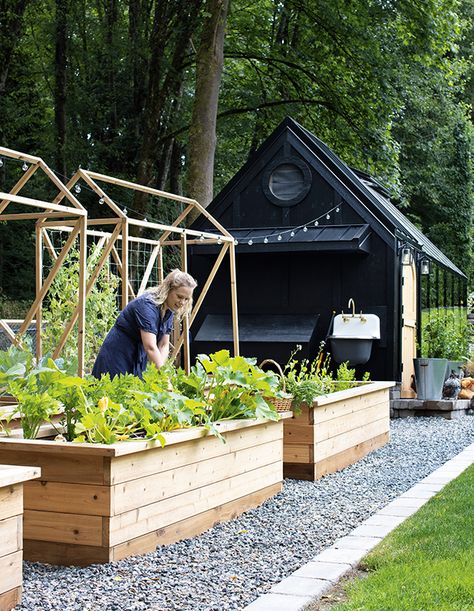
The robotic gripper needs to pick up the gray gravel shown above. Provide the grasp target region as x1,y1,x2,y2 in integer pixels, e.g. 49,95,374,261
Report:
17,416,474,611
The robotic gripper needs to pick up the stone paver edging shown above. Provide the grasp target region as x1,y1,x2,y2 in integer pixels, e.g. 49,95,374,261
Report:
243,442,474,611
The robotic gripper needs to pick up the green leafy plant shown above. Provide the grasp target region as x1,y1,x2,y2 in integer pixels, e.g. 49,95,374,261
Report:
421,310,470,360
194,350,280,422
282,344,370,409
42,243,120,372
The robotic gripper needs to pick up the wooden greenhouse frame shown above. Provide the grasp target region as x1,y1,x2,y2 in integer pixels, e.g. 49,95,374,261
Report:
39,168,240,373
0,147,87,374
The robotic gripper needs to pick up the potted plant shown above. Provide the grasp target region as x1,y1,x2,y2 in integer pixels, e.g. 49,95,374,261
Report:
415,310,471,400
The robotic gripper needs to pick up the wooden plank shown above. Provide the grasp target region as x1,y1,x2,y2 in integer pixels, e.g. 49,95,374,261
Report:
314,417,389,461
24,540,111,566
311,382,394,408
24,510,103,546
0,451,107,484
311,388,390,424
24,481,111,516
0,485,22,522
112,438,282,514
314,432,389,479
0,586,22,610
0,551,22,595
0,466,40,488
109,461,282,546
284,422,314,445
110,421,282,484
313,401,389,443
111,483,281,561
0,515,22,557
283,443,312,464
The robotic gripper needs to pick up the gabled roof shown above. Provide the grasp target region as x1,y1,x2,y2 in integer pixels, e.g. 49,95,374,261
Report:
198,117,465,278
295,119,465,278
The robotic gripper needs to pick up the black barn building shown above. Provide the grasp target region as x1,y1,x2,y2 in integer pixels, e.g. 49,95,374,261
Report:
189,117,465,393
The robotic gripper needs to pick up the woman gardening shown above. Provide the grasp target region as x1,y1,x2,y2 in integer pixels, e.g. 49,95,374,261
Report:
92,269,197,378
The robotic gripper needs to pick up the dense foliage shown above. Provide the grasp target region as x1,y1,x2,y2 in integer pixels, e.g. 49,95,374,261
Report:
0,346,280,442
0,0,472,288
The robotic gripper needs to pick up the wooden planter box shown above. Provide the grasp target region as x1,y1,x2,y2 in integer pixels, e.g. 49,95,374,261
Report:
0,416,288,566
0,465,40,611
284,382,394,480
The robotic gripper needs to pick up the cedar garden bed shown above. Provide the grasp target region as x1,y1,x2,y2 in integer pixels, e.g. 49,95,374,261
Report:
0,465,40,611
284,381,394,480
0,416,289,566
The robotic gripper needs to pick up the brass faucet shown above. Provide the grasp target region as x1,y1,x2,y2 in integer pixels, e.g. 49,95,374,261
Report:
348,298,355,317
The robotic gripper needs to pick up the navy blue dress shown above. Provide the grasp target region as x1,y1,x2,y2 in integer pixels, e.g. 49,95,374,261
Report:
92,294,174,379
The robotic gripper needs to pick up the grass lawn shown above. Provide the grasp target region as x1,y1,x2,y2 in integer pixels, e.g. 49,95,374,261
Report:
332,464,474,610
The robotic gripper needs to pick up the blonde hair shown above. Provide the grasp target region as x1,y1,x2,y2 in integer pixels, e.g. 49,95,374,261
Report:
145,269,197,320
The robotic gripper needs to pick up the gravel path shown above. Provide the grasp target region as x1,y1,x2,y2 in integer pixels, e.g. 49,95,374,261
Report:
17,416,474,611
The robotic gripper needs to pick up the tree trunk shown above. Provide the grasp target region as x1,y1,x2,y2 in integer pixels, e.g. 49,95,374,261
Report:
0,0,30,98
186,0,229,211
133,0,202,220
54,0,68,177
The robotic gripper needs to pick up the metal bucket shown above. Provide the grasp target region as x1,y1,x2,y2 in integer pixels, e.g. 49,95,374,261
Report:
413,358,448,400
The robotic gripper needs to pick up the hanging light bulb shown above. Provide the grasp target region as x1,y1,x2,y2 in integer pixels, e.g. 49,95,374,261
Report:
336,207,340,212
99,197,105,205
303,226,308,232
264,237,268,244
290,231,295,237
199,234,205,241
123,207,127,215
314,220,319,226
74,183,81,193
277,234,282,241
248,239,253,245
22,161,28,172
0,158,4,168
234,239,239,245
217,238,222,245
326,213,330,220
144,217,148,222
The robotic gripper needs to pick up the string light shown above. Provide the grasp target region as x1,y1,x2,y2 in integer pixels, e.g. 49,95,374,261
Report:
122,207,127,215
234,240,239,245
22,161,28,172
99,197,105,205
74,184,81,193
233,202,344,246
199,234,205,241
0,158,3,168
217,238,222,245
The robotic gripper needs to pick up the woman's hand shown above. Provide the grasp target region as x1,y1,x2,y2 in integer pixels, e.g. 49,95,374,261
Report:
140,330,170,369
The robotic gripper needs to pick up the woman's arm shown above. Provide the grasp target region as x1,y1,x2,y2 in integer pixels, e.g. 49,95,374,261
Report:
140,330,170,369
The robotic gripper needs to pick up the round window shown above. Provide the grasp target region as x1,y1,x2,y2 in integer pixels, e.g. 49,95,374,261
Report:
262,157,311,207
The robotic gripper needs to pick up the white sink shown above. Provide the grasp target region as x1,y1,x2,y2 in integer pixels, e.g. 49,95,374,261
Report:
331,313,380,339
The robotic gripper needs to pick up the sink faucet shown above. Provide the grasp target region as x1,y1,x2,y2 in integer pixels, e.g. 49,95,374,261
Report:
348,298,355,317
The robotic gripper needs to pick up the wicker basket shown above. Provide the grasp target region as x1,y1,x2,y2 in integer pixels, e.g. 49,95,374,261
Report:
259,358,293,411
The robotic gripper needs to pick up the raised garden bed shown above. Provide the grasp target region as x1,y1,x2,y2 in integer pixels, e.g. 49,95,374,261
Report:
0,416,289,566
283,381,394,480
0,464,40,610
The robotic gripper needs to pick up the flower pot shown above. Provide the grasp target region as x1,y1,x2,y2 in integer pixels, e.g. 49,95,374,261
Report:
413,358,448,400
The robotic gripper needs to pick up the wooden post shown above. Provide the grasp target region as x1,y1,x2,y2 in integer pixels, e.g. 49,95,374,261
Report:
229,241,240,356
77,217,87,376
181,233,190,373
35,223,43,360
121,219,129,309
